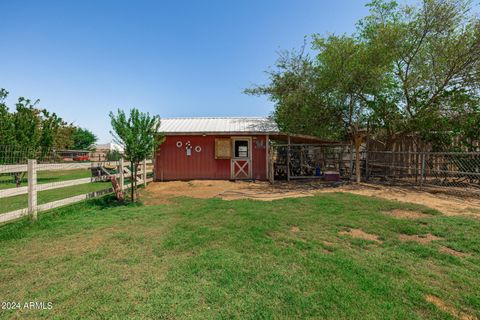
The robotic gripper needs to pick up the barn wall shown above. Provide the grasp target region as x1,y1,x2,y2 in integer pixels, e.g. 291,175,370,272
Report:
251,135,267,180
155,135,267,180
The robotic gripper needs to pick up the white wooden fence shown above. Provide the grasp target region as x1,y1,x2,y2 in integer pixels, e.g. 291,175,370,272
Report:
0,159,153,224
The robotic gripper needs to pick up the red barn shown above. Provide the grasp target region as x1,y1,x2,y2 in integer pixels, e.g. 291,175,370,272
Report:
155,117,276,181
154,117,330,181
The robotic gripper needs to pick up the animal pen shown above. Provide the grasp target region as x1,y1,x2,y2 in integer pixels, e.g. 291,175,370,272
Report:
269,142,353,182
365,151,480,196
270,140,480,197
0,147,154,224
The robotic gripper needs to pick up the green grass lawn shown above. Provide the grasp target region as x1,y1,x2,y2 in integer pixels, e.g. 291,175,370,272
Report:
0,169,91,190
0,193,479,319
0,181,112,214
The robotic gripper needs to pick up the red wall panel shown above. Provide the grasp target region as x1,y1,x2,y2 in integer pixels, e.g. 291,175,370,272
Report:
155,135,267,180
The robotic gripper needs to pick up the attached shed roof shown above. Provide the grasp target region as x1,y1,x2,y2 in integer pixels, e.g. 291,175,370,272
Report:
159,117,338,144
159,117,279,134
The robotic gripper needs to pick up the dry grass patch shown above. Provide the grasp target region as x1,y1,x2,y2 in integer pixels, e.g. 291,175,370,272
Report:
425,295,476,320
290,225,300,233
399,233,443,244
384,209,432,220
339,228,382,243
439,246,469,258
319,183,480,217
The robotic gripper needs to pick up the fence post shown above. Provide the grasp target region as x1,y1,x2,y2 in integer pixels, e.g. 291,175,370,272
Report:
349,144,354,180
420,152,426,189
27,159,37,221
287,135,291,182
119,158,124,191
365,144,369,182
142,159,147,187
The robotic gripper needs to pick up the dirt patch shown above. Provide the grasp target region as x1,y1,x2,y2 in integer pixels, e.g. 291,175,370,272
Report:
290,226,300,233
142,181,480,217
439,246,469,258
399,233,443,244
320,183,480,217
142,180,319,204
384,209,432,219
339,228,382,243
425,295,475,320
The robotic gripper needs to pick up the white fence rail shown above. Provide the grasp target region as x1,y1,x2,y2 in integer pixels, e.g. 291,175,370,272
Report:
0,159,153,224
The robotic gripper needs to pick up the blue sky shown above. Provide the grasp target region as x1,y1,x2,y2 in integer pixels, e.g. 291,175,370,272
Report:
2,1,379,143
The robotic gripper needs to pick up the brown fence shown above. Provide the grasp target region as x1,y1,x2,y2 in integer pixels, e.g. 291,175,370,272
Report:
366,151,480,196
271,143,480,197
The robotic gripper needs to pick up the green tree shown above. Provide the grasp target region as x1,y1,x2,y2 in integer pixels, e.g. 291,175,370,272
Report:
245,46,343,140
247,0,480,183
71,127,97,150
359,0,480,149
39,110,63,159
106,149,122,161
247,36,392,182
0,89,15,148
54,124,75,150
12,97,43,161
109,108,163,202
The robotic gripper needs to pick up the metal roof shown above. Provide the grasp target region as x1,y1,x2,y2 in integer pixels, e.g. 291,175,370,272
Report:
159,117,279,134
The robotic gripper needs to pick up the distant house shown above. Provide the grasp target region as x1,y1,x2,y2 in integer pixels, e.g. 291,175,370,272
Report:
91,142,123,161
155,117,330,181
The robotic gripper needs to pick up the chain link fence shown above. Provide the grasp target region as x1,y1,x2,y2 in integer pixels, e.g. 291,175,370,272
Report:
271,143,480,196
366,151,480,196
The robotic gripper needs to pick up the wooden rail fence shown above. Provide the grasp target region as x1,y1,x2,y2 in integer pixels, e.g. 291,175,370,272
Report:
0,159,153,224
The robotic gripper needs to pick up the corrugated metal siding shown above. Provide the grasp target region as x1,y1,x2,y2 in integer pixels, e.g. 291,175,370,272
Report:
159,117,278,134
155,135,267,180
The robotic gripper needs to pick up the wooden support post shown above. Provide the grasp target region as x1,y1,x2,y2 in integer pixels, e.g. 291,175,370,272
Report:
119,158,124,191
153,150,157,181
349,144,354,181
354,134,363,183
420,152,426,189
265,135,269,182
365,132,369,181
142,159,147,187
287,135,291,182
27,159,37,221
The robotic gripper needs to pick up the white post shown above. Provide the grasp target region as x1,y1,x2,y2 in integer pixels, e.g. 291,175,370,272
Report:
119,158,124,191
142,159,147,187
27,159,37,221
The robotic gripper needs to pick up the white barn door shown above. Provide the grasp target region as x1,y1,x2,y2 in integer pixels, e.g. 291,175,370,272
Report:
231,137,252,180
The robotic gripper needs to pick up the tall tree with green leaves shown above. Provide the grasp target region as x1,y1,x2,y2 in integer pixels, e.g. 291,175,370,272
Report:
247,35,392,182
359,0,480,149
245,46,344,141
13,97,42,157
53,124,75,150
39,110,63,158
247,0,480,183
0,89,15,148
109,108,163,202
71,127,97,150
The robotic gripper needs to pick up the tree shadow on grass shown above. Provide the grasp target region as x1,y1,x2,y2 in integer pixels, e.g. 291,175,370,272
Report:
87,194,133,210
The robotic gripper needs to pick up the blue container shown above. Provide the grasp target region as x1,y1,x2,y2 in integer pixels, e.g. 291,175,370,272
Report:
315,166,321,176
